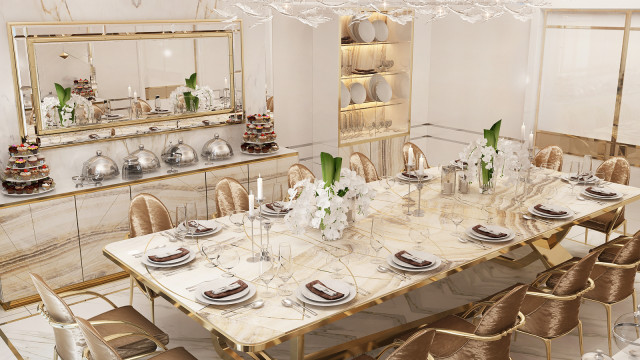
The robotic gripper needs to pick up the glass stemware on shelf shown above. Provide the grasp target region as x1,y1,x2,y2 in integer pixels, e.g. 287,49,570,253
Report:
218,245,240,278
277,243,293,296
173,206,187,243
259,258,276,298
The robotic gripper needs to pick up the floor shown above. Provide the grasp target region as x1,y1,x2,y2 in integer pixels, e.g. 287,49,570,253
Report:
3,213,640,359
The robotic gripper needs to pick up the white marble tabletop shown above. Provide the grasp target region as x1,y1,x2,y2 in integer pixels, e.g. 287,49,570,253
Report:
104,167,640,353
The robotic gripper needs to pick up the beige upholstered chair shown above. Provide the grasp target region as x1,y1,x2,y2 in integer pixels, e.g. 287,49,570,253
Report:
76,317,196,360
350,152,379,183
352,329,435,360
128,194,173,322
132,99,152,114
533,146,563,171
288,163,315,189
214,177,249,217
579,157,630,243
92,105,104,122
402,142,428,171
30,273,169,360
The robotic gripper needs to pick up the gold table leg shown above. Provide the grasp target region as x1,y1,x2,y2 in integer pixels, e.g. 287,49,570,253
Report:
290,335,305,360
529,228,573,268
211,335,245,360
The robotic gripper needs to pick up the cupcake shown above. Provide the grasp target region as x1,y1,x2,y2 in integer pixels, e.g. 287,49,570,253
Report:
261,146,269,154
271,143,279,152
27,156,37,167
6,185,15,194
271,131,277,140
14,185,24,194
243,132,249,141
259,133,267,142
240,143,248,152
256,114,263,121
17,144,27,155
256,125,263,133
11,169,19,180
37,154,45,165
20,170,31,180
31,168,39,178
263,123,272,130
3,167,10,179
247,115,256,122
40,165,50,177
8,145,17,155
28,144,38,154
43,179,53,186
41,182,51,191
248,123,256,130
247,146,255,154
14,158,26,168
25,185,34,194
249,133,257,141
8,157,16,167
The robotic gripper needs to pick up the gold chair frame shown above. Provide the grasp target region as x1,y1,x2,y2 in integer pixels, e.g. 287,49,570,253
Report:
583,206,627,244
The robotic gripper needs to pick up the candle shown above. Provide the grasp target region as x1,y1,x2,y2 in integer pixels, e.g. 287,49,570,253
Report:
133,91,138,101
128,85,132,98
257,174,263,201
529,131,534,149
248,192,254,216
419,155,425,171
521,122,526,142
224,77,228,87
407,147,415,166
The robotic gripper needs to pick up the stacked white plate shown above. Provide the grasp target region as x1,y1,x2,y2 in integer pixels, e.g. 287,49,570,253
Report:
365,75,392,103
260,202,291,217
350,82,366,104
195,278,257,306
372,20,388,41
101,114,123,120
581,186,623,200
178,220,222,237
148,109,170,114
340,81,351,108
528,204,574,219
465,225,515,243
386,250,441,272
142,247,196,268
296,279,356,307
396,172,431,183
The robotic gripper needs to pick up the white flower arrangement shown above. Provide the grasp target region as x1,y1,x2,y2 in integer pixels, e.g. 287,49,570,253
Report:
169,85,217,112
41,94,93,127
284,168,376,241
459,137,531,186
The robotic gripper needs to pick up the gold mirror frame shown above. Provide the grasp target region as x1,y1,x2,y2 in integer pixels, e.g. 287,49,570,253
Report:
7,19,244,147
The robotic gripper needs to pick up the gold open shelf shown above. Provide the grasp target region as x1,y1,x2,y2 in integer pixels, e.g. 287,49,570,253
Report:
340,99,407,112
341,69,409,80
340,40,410,47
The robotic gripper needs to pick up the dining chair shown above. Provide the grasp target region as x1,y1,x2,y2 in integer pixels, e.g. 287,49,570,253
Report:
92,105,104,122
214,177,249,217
288,163,315,189
544,230,640,355
514,249,602,360
533,145,563,171
350,152,379,183
30,273,169,360
128,194,173,321
351,329,435,360
579,157,630,243
133,99,152,113
402,142,428,171
76,317,197,360
424,284,528,360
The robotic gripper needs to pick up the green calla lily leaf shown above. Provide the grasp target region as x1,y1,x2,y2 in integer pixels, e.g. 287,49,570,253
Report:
185,72,197,89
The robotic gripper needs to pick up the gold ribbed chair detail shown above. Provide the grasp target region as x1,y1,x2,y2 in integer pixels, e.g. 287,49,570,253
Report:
351,330,435,360
76,317,197,360
214,177,249,218
514,249,601,360
288,163,315,188
580,157,630,243
545,231,640,355
350,152,379,183
30,273,169,360
402,142,428,171
128,194,173,322
424,284,528,360
533,145,563,171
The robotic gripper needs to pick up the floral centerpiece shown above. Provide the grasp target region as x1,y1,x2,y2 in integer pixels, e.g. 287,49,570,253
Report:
459,120,531,193
41,83,93,127
169,73,216,112
284,152,376,241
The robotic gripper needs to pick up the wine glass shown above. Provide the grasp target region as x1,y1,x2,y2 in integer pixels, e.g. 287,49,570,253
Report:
167,152,181,174
544,186,558,205
370,217,386,264
259,259,276,298
218,245,240,278
229,210,246,233
514,175,528,213
185,202,198,238
201,243,219,268
340,114,348,137
173,206,187,242
277,243,293,296
583,155,593,177
330,246,351,279
481,204,493,225
381,175,395,190
449,209,464,236
410,228,429,251
272,183,284,205
568,161,582,194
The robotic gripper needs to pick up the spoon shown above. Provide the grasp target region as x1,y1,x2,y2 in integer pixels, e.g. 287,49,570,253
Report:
377,265,409,280
522,214,552,225
281,299,311,318
457,236,489,249
221,299,264,316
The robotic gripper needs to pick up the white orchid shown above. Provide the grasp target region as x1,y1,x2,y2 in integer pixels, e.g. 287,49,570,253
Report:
41,94,93,127
459,137,531,186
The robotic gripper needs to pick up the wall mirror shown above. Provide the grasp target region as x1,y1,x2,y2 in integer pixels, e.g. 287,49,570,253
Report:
9,20,244,148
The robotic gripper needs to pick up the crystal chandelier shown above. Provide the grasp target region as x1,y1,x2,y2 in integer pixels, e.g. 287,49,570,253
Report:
210,1,546,27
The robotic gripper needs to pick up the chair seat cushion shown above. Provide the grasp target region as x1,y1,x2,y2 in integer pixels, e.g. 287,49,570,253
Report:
429,315,475,358
579,208,625,233
350,355,374,360
90,305,169,359
151,347,198,360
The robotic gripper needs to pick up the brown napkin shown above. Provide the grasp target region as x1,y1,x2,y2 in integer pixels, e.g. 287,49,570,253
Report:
266,203,291,214
204,280,248,299
148,248,189,262
306,280,344,300
570,174,593,182
586,187,616,197
401,172,418,179
534,204,567,216
353,68,376,74
395,250,432,267
472,225,507,239
188,221,213,234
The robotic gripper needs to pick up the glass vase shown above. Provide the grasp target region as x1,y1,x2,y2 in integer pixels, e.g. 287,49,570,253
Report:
478,165,496,195
183,92,199,112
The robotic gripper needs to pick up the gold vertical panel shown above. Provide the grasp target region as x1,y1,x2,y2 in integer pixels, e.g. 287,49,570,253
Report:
536,131,611,160
610,11,632,156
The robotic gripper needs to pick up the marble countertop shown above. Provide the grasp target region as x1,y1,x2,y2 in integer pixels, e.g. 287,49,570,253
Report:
0,147,297,209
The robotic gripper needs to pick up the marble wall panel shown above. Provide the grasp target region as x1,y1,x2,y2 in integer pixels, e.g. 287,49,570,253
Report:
371,136,407,177
205,165,249,219
0,197,82,302
76,187,131,281
130,173,208,222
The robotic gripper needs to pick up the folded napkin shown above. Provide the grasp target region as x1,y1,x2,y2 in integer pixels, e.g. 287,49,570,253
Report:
148,247,189,262
534,204,567,216
266,203,291,214
306,280,344,300
586,187,616,197
204,280,248,299
188,221,213,234
353,68,376,74
472,225,507,239
395,250,432,267
570,174,594,182
401,172,418,179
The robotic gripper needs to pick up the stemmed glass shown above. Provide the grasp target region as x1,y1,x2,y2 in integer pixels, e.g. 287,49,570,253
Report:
381,175,395,190
449,209,464,236
185,202,198,238
272,183,284,205
341,114,348,138
412,168,426,217
544,186,558,205
277,243,293,296
229,210,245,233
514,174,528,213
583,155,593,177
370,218,386,264
201,243,219,268
259,259,276,298
568,161,582,194
167,152,181,174
410,228,429,250
261,220,273,261
218,245,240,278
173,206,187,242
329,246,350,279
481,204,493,225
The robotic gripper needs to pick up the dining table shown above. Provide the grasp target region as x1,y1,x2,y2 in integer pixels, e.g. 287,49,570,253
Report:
104,167,640,360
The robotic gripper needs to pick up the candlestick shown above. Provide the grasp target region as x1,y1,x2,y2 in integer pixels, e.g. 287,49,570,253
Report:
248,192,255,216
257,174,263,201
407,147,415,166
521,122,526,143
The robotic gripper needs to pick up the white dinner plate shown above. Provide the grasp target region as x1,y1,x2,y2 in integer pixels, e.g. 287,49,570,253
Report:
260,204,291,217
366,74,385,101
372,20,388,41
300,279,351,303
145,247,192,265
356,20,375,43
141,251,196,268
528,204,574,219
195,282,256,306
465,225,515,242
340,81,351,108
560,175,599,184
375,81,393,102
178,220,222,237
348,20,360,42
196,279,252,303
349,82,366,104
396,173,431,183
296,281,356,307
581,187,623,200
387,252,441,272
